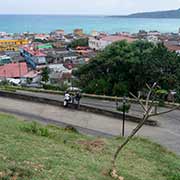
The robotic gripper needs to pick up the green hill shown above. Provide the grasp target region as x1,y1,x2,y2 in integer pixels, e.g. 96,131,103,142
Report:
0,113,180,180
111,8,180,18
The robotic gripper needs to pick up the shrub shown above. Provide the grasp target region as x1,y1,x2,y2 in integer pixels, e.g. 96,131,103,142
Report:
117,103,131,113
21,122,50,137
170,173,180,180
43,84,68,92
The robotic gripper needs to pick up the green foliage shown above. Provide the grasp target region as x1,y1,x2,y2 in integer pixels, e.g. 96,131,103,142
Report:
75,40,180,100
0,113,180,180
21,121,50,137
117,103,131,113
0,80,10,86
41,67,50,83
43,83,68,91
68,38,88,48
169,173,180,180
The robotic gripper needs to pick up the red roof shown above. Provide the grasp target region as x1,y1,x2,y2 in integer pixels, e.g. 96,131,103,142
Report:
0,62,28,78
165,44,180,52
23,46,46,57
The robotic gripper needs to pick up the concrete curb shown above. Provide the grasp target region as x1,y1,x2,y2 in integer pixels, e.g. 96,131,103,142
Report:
0,90,157,126
6,86,180,108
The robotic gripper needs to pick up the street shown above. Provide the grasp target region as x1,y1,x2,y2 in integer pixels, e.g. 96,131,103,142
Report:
0,94,180,154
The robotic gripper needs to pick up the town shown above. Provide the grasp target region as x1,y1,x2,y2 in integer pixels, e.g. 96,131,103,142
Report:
1,28,180,89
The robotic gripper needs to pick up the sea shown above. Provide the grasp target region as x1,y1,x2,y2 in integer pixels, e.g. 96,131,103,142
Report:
0,15,180,34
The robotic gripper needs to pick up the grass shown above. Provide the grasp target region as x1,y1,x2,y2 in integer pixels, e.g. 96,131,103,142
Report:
0,113,179,180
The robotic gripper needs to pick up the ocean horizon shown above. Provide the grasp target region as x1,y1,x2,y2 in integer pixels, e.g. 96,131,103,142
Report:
0,14,180,34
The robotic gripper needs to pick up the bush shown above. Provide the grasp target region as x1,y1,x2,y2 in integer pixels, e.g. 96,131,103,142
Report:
169,172,180,180
21,122,50,137
68,38,88,48
117,103,131,113
43,84,68,92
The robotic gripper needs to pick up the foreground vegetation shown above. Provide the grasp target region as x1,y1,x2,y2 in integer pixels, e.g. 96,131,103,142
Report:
75,41,180,101
0,113,180,180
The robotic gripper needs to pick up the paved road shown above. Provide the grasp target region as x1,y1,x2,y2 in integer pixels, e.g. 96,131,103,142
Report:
0,96,179,154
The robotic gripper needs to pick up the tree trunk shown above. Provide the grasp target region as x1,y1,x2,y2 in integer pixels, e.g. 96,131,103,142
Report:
111,114,149,169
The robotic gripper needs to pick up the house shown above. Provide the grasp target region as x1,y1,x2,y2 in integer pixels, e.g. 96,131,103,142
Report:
0,62,28,78
146,35,161,44
20,46,47,69
22,70,42,85
164,41,180,54
48,64,72,85
0,38,29,51
46,48,70,64
74,29,84,36
0,55,12,65
50,29,65,40
148,31,161,36
34,34,50,41
91,30,100,37
36,43,53,50
89,35,136,50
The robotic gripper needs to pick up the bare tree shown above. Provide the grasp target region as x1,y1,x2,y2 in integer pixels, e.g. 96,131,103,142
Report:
110,83,180,179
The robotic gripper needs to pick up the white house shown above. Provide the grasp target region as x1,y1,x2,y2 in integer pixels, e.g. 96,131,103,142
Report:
89,35,136,50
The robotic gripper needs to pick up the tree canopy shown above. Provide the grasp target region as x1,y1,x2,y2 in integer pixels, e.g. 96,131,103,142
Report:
75,40,180,99
68,38,88,48
41,67,50,83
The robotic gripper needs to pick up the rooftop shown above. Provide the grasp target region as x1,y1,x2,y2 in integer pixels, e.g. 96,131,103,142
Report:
23,46,47,57
101,35,136,43
0,62,28,78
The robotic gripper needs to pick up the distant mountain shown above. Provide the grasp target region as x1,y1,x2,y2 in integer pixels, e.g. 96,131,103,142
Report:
111,8,180,18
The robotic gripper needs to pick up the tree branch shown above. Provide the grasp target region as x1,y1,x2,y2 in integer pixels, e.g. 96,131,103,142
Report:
145,82,157,110
130,92,147,112
149,105,180,117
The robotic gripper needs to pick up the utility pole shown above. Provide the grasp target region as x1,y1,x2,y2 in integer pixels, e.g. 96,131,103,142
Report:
19,62,21,78
122,96,126,137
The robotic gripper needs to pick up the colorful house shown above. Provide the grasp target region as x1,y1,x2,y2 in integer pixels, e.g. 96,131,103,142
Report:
0,38,29,51
20,46,47,69
0,62,28,78
74,29,84,36
0,55,12,65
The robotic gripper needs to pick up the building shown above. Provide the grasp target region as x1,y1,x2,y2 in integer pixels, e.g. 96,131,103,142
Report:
0,38,29,51
89,35,136,50
74,29,83,36
164,41,180,54
48,64,72,85
0,32,8,37
36,43,53,50
146,35,161,44
91,30,99,37
34,34,50,41
51,29,65,39
20,46,47,69
0,55,12,65
0,62,28,78
148,31,161,36
22,70,42,85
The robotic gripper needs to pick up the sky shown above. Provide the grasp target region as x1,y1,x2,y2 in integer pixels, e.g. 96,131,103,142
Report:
0,0,180,15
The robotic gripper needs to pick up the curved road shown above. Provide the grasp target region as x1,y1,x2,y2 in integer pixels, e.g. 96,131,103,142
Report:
0,95,179,154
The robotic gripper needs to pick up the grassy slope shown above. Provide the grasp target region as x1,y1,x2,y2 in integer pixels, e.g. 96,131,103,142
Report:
0,114,180,180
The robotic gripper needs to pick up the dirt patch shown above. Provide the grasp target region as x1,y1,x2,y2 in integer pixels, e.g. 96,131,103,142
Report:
77,139,105,152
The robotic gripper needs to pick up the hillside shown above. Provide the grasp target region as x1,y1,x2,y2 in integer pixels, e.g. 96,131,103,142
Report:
111,8,180,18
0,113,180,180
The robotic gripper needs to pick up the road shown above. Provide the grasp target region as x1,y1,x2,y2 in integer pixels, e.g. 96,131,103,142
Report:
0,95,180,154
